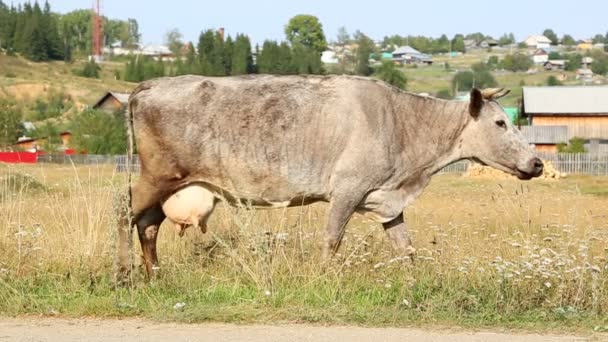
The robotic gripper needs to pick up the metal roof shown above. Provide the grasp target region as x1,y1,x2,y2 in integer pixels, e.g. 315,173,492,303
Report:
520,125,569,144
523,86,608,115
393,45,421,55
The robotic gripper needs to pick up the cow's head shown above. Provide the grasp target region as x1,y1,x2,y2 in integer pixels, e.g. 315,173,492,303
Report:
460,88,543,180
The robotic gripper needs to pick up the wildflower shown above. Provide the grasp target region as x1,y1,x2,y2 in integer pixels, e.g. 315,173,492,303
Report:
264,290,271,296
373,262,385,269
544,282,552,288
173,302,186,310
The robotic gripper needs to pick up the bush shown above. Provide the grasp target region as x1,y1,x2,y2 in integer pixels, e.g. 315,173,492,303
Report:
451,68,497,93
69,109,127,154
435,88,452,99
500,53,532,72
74,59,101,78
373,61,407,90
546,75,562,86
28,90,72,121
557,137,587,153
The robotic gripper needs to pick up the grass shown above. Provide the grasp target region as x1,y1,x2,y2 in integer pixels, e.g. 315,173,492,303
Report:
0,54,134,111
0,163,607,333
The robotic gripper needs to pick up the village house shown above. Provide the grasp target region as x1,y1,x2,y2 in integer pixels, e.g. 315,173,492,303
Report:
543,60,566,71
92,91,130,113
391,46,432,65
533,49,549,64
521,86,608,154
524,35,552,49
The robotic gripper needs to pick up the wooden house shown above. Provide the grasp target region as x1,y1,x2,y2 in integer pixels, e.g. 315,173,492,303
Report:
92,92,130,113
522,86,608,154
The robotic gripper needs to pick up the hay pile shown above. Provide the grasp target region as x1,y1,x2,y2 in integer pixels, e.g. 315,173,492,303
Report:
464,160,565,180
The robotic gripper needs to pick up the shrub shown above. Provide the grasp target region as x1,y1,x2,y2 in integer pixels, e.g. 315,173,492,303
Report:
373,61,407,90
546,75,562,86
557,137,587,153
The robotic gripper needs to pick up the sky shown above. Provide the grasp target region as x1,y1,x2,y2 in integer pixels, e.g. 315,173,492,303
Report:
10,0,608,46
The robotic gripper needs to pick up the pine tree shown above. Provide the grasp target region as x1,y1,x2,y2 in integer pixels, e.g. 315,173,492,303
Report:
278,41,293,74
209,31,226,76
223,35,233,75
197,29,215,75
231,34,253,75
42,1,63,60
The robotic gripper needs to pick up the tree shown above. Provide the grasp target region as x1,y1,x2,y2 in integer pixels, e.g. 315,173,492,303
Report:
69,109,127,154
336,26,350,46
561,34,576,46
592,34,605,44
451,34,465,53
548,51,562,60
354,31,374,76
374,61,407,89
284,14,328,53
120,18,140,49
500,53,532,72
0,99,22,147
498,33,515,46
542,29,558,45
197,29,215,74
231,34,253,75
165,28,184,56
565,53,582,71
591,54,608,75
451,64,497,93
546,75,562,86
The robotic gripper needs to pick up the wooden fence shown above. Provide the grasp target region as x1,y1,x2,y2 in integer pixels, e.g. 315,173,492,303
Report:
31,153,608,176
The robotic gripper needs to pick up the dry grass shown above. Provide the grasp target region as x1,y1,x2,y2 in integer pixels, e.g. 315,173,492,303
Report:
0,163,607,331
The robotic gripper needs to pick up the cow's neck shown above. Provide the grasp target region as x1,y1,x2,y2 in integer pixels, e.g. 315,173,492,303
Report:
392,93,470,177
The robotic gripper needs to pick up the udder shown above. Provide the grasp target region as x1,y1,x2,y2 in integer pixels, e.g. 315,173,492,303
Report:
161,185,216,237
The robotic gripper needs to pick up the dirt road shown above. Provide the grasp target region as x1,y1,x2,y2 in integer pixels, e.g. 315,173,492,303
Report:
0,318,594,342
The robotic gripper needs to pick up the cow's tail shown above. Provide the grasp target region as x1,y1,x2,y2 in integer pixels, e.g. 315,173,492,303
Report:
116,90,138,284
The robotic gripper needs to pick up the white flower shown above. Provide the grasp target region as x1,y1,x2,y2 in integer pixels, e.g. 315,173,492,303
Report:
264,290,271,296
544,282,552,288
173,302,186,310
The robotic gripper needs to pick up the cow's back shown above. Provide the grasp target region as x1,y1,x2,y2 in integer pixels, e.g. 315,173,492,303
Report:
130,75,386,204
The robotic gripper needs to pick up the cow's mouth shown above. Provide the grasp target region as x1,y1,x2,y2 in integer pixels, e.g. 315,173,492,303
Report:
472,158,539,180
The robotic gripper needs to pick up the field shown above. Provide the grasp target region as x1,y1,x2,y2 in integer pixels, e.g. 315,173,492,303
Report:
0,163,607,332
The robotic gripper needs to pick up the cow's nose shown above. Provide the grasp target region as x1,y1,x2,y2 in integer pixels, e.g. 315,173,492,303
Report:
532,157,544,176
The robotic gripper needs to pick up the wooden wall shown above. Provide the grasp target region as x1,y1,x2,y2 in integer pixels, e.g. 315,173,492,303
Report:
532,116,608,139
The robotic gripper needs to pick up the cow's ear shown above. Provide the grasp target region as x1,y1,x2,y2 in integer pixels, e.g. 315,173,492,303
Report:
469,88,483,118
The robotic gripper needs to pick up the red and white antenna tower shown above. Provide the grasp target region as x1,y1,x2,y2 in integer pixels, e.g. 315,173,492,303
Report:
92,0,103,61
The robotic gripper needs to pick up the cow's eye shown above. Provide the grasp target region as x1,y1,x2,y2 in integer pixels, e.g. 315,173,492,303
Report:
495,120,507,129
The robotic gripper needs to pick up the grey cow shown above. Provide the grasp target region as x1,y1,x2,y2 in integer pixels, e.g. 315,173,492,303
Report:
117,74,543,278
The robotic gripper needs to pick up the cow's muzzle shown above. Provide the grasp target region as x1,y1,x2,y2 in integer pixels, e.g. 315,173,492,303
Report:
517,157,543,180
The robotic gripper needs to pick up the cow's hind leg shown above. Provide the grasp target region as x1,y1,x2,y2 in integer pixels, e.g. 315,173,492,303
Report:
136,206,166,278
382,213,416,260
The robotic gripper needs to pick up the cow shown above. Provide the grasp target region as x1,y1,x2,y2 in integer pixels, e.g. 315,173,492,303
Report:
117,74,543,279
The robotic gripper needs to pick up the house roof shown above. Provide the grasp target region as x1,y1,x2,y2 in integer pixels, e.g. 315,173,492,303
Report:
393,45,421,55
526,35,552,44
544,60,566,66
523,86,608,115
520,125,569,144
92,91,130,109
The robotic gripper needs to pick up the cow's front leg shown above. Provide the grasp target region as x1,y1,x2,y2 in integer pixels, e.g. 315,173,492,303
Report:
382,213,416,260
136,206,166,278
